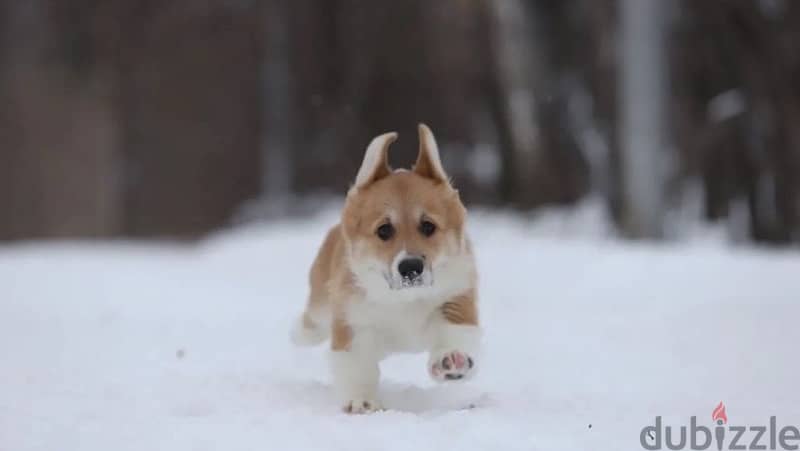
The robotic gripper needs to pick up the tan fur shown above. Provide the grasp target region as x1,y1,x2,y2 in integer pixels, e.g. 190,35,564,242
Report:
440,289,478,325
331,317,353,351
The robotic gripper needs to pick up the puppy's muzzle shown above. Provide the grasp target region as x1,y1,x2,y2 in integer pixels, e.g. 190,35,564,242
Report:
398,257,424,286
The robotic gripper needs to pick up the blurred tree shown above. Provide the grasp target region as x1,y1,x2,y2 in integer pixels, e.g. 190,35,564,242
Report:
283,0,588,207
671,0,800,243
619,0,668,238
0,0,122,239
114,0,263,237
260,0,292,212
285,0,491,201
0,0,798,244
485,0,589,208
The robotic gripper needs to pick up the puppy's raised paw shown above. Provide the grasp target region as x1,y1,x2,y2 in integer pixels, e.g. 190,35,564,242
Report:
429,350,475,382
342,399,383,414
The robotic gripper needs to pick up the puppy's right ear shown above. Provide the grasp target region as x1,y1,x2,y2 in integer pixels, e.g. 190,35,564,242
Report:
350,132,397,194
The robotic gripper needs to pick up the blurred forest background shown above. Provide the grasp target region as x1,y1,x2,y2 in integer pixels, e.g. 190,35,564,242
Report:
0,0,798,245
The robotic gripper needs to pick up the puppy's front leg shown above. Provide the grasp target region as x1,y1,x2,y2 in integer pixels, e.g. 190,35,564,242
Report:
330,318,382,413
427,291,482,382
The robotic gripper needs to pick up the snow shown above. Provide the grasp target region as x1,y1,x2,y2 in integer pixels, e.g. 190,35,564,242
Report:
707,89,746,123
1,206,799,451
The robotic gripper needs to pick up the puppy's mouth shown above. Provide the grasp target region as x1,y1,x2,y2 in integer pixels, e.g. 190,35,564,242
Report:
384,272,432,290
401,275,425,288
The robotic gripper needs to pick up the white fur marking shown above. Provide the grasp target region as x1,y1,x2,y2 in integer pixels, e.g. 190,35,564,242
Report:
330,330,383,412
289,315,327,346
348,252,474,305
435,323,482,356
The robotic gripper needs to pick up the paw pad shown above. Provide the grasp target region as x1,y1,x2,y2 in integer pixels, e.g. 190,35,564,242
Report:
430,350,475,382
342,399,382,414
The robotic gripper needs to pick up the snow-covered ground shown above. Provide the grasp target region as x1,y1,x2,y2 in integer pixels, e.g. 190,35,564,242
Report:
1,205,798,451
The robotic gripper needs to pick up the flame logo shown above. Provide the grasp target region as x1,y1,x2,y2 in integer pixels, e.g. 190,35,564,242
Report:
712,401,728,425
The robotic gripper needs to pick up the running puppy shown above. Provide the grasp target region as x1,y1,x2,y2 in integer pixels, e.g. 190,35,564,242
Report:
290,124,481,413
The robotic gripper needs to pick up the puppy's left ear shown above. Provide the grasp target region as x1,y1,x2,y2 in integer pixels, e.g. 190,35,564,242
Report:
414,123,450,185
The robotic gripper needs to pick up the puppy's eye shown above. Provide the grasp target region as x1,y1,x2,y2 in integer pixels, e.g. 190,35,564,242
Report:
376,223,395,241
419,220,437,237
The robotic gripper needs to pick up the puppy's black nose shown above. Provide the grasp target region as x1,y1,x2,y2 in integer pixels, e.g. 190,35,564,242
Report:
398,257,424,280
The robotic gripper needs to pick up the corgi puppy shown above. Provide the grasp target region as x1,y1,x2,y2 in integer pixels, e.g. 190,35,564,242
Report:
290,124,481,414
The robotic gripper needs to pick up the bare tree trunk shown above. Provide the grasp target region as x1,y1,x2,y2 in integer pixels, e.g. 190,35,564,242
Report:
582,0,622,219
0,0,122,240
485,0,547,208
115,1,263,238
258,0,291,215
671,0,800,243
619,0,668,238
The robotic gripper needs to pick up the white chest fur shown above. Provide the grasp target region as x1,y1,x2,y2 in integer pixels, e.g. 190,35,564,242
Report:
344,251,476,357
346,298,442,355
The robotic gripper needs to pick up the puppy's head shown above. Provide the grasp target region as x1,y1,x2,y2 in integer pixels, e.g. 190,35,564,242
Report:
341,124,473,301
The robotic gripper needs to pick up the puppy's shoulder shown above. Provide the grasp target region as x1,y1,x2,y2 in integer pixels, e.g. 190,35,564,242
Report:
310,224,349,289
